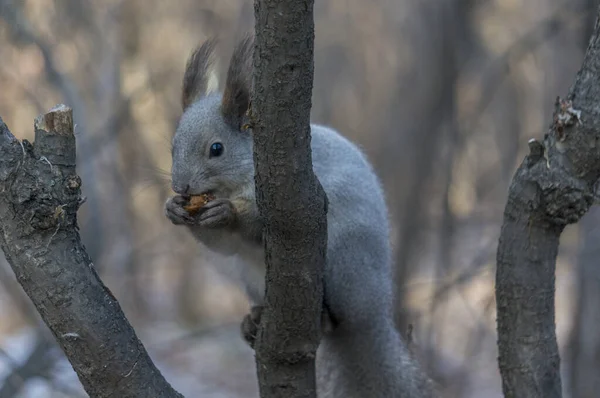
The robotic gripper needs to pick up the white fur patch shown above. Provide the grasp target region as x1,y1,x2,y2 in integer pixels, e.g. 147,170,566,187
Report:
205,65,220,95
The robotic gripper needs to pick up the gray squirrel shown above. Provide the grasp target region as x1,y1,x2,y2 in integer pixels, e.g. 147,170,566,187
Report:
164,35,437,398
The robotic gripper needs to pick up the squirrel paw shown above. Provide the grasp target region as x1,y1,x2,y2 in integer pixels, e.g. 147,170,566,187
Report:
240,305,334,349
165,196,196,225
198,198,236,228
240,305,263,349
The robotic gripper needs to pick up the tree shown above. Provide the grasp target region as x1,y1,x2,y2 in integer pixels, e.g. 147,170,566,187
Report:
250,0,328,397
0,1,326,396
495,5,600,398
0,105,183,398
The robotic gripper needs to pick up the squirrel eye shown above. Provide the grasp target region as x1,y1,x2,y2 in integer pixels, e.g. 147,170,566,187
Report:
209,142,224,157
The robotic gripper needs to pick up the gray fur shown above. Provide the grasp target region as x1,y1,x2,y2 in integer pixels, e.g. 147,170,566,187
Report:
165,37,437,398
181,39,218,110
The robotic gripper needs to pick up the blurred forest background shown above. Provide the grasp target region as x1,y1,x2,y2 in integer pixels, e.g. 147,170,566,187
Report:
0,0,599,397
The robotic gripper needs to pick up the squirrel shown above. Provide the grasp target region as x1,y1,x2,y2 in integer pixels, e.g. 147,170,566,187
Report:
164,35,437,398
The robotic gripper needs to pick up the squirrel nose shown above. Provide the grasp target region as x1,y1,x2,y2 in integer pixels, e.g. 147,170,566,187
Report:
172,183,190,195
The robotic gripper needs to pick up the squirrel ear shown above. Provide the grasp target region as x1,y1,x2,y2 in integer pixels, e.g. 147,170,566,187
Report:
221,34,253,130
182,38,219,111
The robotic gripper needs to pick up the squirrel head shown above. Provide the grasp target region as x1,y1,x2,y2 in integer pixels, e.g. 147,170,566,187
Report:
171,35,254,198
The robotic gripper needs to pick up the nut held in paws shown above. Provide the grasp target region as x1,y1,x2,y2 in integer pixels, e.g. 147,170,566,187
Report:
183,193,215,215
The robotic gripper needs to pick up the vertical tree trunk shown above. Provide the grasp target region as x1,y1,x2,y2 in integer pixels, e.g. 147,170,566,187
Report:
495,6,600,398
251,0,328,397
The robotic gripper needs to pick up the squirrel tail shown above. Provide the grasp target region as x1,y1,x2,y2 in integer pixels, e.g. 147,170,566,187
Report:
316,318,437,398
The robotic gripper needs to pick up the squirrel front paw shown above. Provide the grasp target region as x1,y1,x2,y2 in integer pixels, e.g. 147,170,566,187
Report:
165,195,196,225
197,198,236,228
240,305,263,349
165,196,236,228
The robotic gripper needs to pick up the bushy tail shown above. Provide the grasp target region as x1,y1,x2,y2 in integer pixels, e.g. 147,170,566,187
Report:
316,318,437,398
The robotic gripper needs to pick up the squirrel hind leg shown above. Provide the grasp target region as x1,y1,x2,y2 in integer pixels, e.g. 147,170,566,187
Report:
240,305,263,349
240,305,336,349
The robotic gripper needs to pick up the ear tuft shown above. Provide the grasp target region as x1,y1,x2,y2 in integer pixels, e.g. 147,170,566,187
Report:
221,34,254,130
182,38,218,111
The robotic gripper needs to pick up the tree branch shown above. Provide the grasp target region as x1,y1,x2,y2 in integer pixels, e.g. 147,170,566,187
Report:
251,0,327,397
0,105,183,398
495,6,600,398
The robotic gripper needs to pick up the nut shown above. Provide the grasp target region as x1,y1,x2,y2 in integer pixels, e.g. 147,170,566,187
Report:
183,193,215,214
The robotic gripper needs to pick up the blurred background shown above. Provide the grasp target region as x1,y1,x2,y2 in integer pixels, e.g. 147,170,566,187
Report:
0,0,598,397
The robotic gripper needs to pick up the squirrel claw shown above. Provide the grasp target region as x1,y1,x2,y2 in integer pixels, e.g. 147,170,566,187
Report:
198,198,236,228
241,305,263,349
240,305,334,349
165,196,197,225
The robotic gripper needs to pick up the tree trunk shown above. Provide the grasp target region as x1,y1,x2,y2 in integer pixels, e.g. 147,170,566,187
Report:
495,6,600,398
0,105,183,398
251,0,328,397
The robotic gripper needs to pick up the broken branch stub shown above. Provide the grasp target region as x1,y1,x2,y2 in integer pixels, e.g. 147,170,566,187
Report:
33,104,76,167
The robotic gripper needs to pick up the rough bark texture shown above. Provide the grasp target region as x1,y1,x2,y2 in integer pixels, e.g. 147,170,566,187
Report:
251,0,327,397
0,105,183,398
495,7,600,398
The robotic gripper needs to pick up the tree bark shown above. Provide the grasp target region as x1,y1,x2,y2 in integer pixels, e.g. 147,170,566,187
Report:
495,6,600,398
251,0,328,397
0,105,183,398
